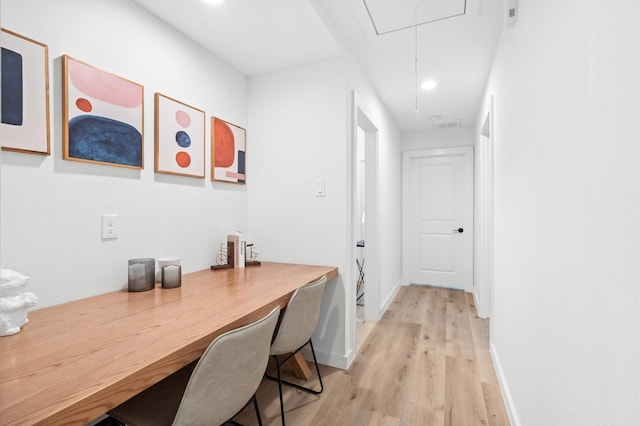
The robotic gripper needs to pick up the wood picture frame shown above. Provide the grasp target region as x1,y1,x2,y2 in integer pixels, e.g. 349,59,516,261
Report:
62,55,144,168
1,28,51,155
154,93,205,178
211,117,246,184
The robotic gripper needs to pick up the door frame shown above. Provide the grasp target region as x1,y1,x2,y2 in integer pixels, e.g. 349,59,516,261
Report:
346,91,381,366
402,146,474,291
474,96,495,318
351,96,379,322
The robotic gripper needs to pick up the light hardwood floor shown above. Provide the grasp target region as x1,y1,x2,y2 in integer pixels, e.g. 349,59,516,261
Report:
233,285,510,426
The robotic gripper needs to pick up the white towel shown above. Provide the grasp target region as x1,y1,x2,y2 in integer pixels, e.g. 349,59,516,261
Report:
0,269,29,297
0,292,38,336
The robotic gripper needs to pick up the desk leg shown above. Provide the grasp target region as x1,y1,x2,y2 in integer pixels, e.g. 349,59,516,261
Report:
287,352,312,380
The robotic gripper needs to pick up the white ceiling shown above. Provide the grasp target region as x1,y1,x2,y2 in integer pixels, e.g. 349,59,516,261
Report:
131,0,504,133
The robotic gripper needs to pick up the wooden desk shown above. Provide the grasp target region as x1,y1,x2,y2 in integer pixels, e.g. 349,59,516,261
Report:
0,262,337,425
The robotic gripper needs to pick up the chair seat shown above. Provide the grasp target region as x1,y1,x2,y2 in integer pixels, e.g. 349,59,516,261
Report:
110,361,197,426
108,306,280,426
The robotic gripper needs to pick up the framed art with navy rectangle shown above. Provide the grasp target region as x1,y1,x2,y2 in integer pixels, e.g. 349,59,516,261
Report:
1,28,50,155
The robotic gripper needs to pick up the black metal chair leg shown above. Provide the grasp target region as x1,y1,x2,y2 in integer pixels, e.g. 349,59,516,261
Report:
275,357,286,426
308,339,324,394
266,340,324,395
253,394,263,426
265,339,325,425
226,394,262,426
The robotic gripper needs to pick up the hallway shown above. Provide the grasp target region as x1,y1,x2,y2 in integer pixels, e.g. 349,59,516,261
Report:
234,285,510,425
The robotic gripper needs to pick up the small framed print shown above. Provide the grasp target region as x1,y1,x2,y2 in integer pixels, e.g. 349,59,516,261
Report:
211,117,246,184
154,93,205,178
62,55,144,168
1,28,50,155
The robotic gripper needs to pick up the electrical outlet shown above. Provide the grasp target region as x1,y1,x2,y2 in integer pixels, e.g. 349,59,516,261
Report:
101,214,118,240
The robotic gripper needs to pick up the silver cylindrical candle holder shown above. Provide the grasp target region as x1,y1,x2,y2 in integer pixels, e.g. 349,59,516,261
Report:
161,265,181,289
128,258,155,292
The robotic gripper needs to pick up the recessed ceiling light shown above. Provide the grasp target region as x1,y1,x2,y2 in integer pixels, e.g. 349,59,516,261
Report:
203,0,224,5
421,80,438,90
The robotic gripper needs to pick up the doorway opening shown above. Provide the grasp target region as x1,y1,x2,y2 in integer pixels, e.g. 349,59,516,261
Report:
351,96,379,353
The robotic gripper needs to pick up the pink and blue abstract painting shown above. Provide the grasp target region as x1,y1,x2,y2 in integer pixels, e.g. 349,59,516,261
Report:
154,93,205,178
63,55,143,168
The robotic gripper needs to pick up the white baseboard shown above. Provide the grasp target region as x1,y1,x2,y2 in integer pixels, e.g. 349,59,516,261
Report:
490,343,521,426
300,346,352,370
378,279,402,318
472,288,490,319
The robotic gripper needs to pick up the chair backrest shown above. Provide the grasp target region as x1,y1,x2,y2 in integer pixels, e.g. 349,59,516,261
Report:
270,275,327,356
172,306,280,426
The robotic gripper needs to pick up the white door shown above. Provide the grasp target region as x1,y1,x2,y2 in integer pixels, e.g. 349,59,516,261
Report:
403,147,473,290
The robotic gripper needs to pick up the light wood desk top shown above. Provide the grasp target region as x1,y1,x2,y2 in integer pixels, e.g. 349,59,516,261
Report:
0,262,338,425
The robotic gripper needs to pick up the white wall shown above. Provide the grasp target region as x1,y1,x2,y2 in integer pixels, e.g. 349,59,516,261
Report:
476,1,640,425
1,0,249,308
248,56,402,367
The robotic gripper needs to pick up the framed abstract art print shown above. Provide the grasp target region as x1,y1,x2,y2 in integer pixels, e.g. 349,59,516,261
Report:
62,55,144,168
1,28,50,155
211,117,246,184
154,93,205,178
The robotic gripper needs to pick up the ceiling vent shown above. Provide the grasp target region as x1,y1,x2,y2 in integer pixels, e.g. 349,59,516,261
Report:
432,119,463,129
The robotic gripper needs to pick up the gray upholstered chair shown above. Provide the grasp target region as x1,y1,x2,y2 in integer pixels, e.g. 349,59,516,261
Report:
267,275,327,425
108,307,280,426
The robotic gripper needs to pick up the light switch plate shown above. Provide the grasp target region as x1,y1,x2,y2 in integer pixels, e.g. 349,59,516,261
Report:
315,180,326,197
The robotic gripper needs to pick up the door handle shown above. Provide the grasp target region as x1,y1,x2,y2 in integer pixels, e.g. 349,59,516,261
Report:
453,228,464,233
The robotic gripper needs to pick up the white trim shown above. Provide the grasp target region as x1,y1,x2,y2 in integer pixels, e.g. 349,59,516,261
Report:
378,278,402,317
345,91,358,373
474,95,495,319
472,286,482,318
300,347,353,370
490,343,521,426
345,91,382,374
352,93,381,323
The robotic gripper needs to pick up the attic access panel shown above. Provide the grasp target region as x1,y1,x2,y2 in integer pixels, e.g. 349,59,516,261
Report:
363,0,466,35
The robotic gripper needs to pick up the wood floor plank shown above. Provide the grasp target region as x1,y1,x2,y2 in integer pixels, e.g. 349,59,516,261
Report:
481,382,511,426
358,409,402,426
445,300,476,360
420,286,448,356
465,292,480,319
444,356,490,426
402,352,446,425
387,285,411,312
232,285,509,426
469,316,499,385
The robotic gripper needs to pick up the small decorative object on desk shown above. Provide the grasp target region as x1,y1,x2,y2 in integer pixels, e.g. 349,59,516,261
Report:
127,258,155,292
215,242,228,266
156,256,180,282
228,231,245,268
162,265,182,288
0,269,38,337
246,243,261,267
211,241,234,270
